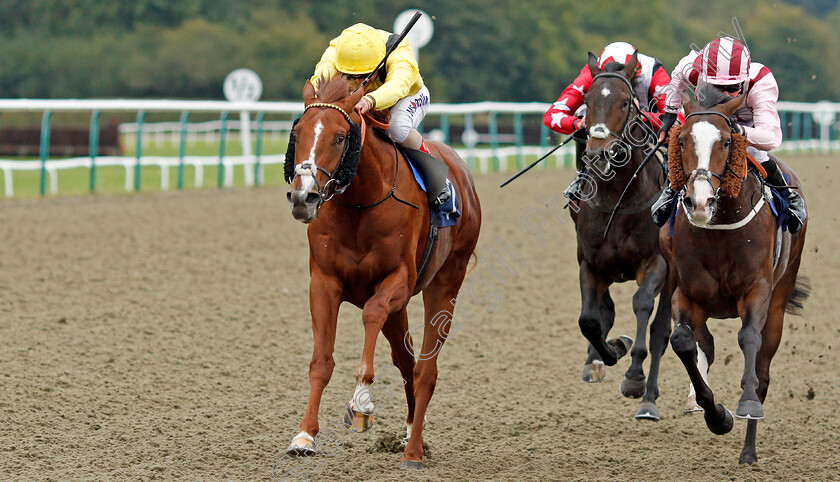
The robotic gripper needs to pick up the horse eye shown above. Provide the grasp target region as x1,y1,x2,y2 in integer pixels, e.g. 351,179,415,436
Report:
723,138,731,148
622,99,630,107
337,133,345,144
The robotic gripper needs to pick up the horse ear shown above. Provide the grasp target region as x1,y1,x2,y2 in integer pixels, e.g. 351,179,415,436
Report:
587,52,602,77
303,80,317,106
683,100,701,116
721,93,746,117
623,50,639,78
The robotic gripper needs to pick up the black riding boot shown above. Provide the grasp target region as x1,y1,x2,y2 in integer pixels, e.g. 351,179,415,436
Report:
564,129,589,203
761,160,806,233
651,187,676,227
563,171,588,203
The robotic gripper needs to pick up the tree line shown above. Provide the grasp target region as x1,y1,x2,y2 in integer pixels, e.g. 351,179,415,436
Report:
0,0,838,103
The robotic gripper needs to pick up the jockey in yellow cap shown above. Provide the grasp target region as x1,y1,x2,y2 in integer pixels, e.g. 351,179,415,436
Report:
311,23,432,155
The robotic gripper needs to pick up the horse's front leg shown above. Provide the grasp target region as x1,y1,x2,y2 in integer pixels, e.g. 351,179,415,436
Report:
288,272,343,455
670,288,733,435
344,268,412,432
735,283,772,420
579,261,631,372
621,256,667,400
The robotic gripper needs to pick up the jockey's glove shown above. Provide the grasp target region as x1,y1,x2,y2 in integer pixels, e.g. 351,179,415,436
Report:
658,112,678,137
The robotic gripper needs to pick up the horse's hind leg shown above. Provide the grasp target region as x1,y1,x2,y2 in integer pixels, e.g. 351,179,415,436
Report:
635,277,671,420
670,288,733,435
578,261,631,368
622,258,668,400
582,289,615,382
381,309,416,442
401,258,470,470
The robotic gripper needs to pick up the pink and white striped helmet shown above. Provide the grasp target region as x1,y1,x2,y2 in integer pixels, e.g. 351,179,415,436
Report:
702,37,751,85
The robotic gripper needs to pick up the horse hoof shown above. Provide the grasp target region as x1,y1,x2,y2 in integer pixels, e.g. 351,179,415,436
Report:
344,403,374,432
635,401,660,421
705,405,734,435
286,432,316,456
607,335,633,360
582,362,607,383
620,376,646,399
739,450,758,465
735,400,764,420
684,395,703,413
399,460,424,470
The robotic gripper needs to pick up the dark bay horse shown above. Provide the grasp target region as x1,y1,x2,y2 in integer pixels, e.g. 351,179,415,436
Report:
570,51,672,420
661,91,808,464
285,76,481,470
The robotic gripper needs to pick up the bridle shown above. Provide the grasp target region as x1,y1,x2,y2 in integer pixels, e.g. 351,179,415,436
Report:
290,101,419,213
680,110,742,186
293,102,356,204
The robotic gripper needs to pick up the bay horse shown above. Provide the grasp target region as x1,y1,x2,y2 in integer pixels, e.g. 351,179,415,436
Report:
284,75,481,470
660,88,808,464
569,51,672,419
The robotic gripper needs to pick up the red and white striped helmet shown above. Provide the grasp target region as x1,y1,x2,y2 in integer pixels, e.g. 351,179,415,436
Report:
598,42,636,68
701,37,751,85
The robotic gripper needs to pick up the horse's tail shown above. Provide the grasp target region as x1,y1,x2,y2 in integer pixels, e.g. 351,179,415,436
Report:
786,275,811,315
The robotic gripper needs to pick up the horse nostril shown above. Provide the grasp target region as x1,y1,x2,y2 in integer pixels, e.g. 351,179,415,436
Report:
286,192,293,203
683,196,694,210
305,192,321,205
707,197,717,211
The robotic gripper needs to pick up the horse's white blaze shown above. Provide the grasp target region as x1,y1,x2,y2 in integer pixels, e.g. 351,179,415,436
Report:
601,87,611,97
590,123,609,139
350,383,374,413
690,121,719,171
688,343,711,398
294,119,324,192
688,120,719,219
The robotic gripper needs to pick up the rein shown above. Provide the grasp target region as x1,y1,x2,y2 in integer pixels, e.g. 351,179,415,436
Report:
585,72,665,226
332,131,419,210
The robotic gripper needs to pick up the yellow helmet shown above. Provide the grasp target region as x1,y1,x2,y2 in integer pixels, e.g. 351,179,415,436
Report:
334,24,386,75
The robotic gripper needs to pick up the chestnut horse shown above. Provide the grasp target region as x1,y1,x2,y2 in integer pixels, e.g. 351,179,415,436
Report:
570,52,672,419
660,91,808,464
285,76,481,470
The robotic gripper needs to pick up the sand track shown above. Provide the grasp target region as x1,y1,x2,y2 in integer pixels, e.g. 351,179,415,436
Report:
0,155,837,480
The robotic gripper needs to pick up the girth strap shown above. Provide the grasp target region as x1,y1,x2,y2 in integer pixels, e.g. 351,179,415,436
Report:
415,224,439,285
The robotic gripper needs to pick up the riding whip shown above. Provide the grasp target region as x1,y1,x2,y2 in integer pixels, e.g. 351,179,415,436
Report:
602,138,667,238
499,135,577,188
350,11,423,95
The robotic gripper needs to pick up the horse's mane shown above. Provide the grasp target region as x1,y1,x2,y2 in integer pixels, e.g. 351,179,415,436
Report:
315,75,391,125
316,75,352,103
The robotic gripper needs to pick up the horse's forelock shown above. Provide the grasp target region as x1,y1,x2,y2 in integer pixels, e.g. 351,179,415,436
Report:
696,83,731,109
317,75,354,103
599,62,640,89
